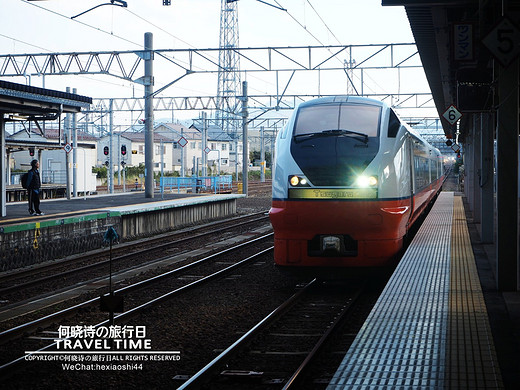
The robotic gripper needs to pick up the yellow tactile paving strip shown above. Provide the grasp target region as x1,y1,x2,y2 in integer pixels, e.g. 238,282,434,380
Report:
327,193,503,389
447,196,503,389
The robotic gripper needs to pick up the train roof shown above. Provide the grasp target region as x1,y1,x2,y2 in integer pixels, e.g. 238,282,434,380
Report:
294,96,442,156
297,96,386,109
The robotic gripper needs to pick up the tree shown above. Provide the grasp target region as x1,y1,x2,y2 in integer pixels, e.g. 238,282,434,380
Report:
249,150,272,167
125,163,145,178
92,166,107,179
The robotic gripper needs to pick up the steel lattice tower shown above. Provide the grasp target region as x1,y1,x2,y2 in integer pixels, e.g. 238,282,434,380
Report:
216,0,241,137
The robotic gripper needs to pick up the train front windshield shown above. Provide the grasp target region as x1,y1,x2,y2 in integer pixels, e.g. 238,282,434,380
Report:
294,103,380,137
290,102,381,187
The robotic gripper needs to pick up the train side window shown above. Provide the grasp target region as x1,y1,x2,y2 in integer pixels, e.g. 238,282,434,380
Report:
388,110,400,138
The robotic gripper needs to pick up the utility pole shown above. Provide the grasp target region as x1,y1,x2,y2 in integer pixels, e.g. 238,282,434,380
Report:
109,98,114,194
160,139,164,198
65,87,71,200
181,127,185,177
144,32,154,198
117,133,121,186
202,112,207,177
260,126,265,182
241,81,248,196
72,88,78,197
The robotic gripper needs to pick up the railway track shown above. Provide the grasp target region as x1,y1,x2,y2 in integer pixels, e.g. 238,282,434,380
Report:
244,180,272,197
177,279,367,389
0,211,270,306
2,226,386,389
0,235,275,377
0,216,273,330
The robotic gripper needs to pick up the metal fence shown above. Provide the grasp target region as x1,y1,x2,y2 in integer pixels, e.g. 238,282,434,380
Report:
160,175,233,194
10,170,66,185
42,170,67,184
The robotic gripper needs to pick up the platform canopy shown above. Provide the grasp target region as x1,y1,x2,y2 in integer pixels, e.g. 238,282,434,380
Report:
383,0,520,291
0,80,91,119
382,0,505,141
0,80,93,217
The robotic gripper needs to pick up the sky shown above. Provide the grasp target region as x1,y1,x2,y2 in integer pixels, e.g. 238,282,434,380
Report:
0,0,433,127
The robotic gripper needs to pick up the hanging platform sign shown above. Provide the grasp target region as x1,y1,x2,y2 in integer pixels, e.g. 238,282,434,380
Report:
482,17,520,67
443,105,462,125
454,23,474,61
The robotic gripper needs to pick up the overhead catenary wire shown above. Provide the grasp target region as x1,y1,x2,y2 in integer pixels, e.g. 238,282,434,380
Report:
272,0,380,95
16,1,392,103
22,0,142,49
122,3,286,97
273,0,327,46
305,0,343,46
0,33,50,53
18,0,344,96
17,0,221,96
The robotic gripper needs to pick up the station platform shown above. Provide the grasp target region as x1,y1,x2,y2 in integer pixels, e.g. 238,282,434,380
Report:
327,191,519,389
0,191,244,272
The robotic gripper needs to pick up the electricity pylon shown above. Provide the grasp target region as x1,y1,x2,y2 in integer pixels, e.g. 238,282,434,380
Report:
216,0,241,137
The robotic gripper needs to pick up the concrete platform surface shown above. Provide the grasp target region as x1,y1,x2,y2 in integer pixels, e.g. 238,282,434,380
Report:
0,191,217,224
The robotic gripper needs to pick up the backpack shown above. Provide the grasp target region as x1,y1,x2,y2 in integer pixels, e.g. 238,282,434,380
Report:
21,172,29,189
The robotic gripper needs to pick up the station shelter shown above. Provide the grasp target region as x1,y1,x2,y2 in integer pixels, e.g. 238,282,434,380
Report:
0,80,92,217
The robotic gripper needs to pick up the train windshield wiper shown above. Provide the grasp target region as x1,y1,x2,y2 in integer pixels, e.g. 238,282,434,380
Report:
293,129,369,144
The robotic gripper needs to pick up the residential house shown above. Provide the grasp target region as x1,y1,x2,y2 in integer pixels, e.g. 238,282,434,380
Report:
97,131,180,173
155,122,246,175
95,121,247,178
7,126,98,194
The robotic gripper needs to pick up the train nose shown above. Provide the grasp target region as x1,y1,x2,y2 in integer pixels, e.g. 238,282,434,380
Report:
322,236,341,252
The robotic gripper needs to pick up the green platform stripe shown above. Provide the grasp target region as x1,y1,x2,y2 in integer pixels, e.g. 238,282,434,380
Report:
0,212,114,234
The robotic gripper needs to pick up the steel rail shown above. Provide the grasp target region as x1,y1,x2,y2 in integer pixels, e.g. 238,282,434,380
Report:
0,212,269,294
0,233,273,344
0,240,274,376
282,287,365,389
177,279,318,389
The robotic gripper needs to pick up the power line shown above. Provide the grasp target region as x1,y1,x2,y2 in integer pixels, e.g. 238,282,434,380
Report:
305,0,342,45
273,0,326,46
271,1,371,95
0,33,51,53
22,0,142,48
123,8,196,50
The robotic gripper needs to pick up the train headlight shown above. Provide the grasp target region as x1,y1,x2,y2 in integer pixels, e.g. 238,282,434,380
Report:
289,175,309,187
356,175,378,188
290,176,300,186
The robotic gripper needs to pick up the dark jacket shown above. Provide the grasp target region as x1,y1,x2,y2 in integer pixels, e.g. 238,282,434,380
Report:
27,168,41,191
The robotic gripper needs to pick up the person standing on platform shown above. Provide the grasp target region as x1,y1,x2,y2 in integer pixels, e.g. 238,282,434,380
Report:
27,159,44,216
